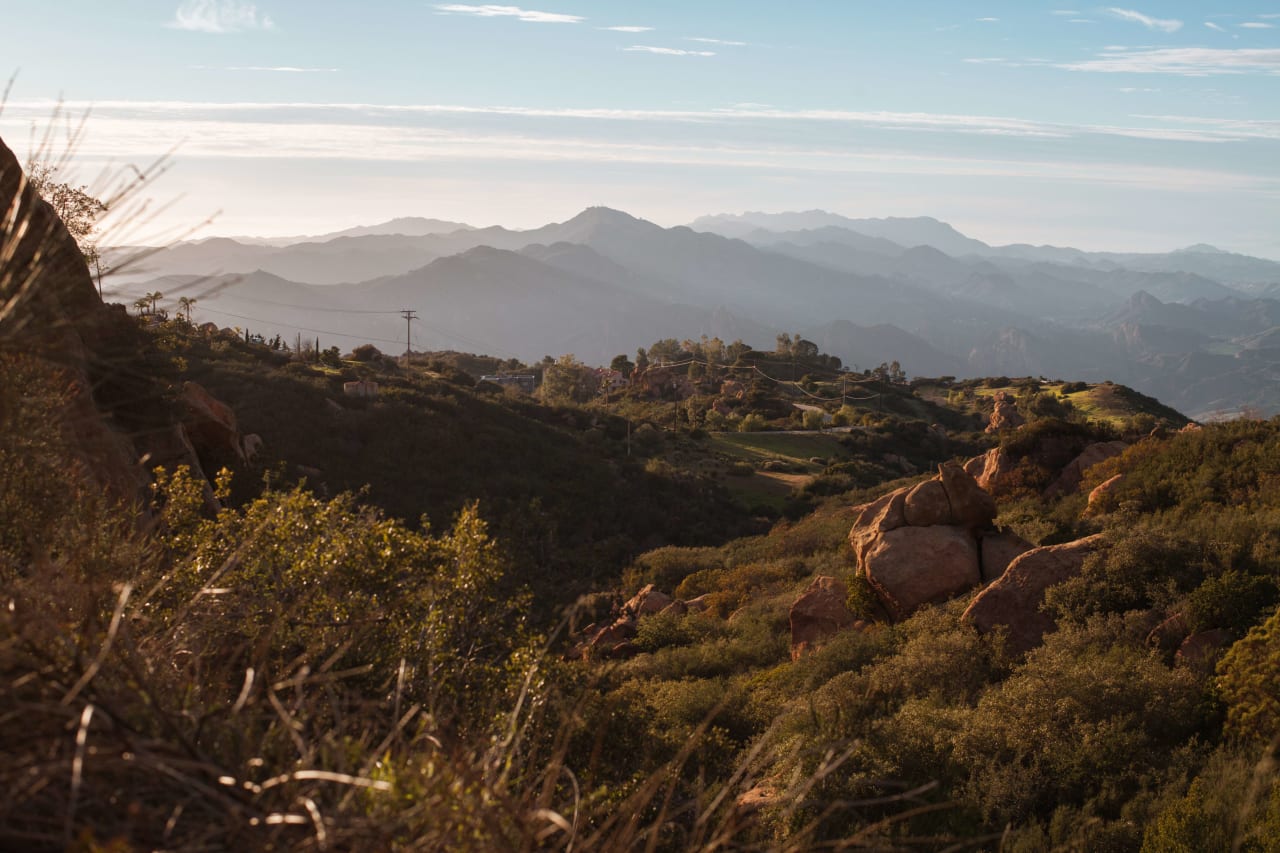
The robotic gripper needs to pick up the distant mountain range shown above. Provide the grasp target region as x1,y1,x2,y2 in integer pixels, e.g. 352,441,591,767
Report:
106,207,1280,419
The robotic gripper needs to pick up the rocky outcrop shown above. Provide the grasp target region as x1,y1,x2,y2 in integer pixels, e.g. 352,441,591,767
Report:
963,534,1107,655
985,391,1024,433
0,136,148,505
1087,473,1126,513
964,447,1015,493
1044,441,1128,499
180,381,245,462
848,463,1003,621
789,575,857,659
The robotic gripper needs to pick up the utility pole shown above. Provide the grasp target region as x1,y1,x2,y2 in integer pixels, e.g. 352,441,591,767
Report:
401,309,418,368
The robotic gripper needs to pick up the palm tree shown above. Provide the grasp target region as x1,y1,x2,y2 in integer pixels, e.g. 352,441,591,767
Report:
146,291,163,314
177,296,196,323
132,297,150,316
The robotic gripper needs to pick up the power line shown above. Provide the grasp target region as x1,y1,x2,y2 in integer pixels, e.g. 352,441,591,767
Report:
400,309,418,366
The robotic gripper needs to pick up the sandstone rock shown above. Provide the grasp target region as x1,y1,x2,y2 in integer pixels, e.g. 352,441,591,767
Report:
963,534,1106,655
624,584,674,617
985,392,1025,433
864,526,980,621
587,618,637,657
966,447,1015,493
736,785,780,813
1087,474,1126,513
180,381,244,462
1176,629,1229,673
979,531,1033,582
1044,441,1128,499
904,479,951,527
789,576,855,659
848,489,908,567
938,462,997,528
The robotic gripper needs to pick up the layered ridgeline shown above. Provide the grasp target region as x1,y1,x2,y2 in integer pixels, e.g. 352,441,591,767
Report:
6,132,1280,851
109,206,1280,420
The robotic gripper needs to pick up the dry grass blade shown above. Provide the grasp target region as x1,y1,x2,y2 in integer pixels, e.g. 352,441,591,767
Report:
61,582,132,706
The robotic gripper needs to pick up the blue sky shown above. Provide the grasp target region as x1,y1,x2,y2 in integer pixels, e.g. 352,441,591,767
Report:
2,1,1279,255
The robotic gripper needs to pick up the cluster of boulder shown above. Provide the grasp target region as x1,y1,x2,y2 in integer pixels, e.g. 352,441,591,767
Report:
848,462,1029,621
572,584,710,660
985,391,1025,433
963,439,1129,500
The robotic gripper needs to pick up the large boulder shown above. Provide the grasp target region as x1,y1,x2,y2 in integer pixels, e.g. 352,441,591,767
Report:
789,575,856,659
180,381,244,462
864,526,980,621
1044,441,1128,499
963,534,1107,655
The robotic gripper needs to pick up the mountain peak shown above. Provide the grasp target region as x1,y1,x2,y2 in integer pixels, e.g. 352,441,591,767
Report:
1176,243,1228,255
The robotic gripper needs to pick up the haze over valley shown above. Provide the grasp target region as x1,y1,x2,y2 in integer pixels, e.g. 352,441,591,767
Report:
112,206,1280,419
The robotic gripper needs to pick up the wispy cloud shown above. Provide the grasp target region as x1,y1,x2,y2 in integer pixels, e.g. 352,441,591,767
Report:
1106,8,1183,33
1062,47,1280,75
1069,19,1096,24
685,37,747,46
1241,22,1275,29
1205,22,1226,32
433,4,582,24
168,0,274,33
601,25,652,33
625,45,715,56
1050,10,1080,15
976,17,1000,23
225,66,338,72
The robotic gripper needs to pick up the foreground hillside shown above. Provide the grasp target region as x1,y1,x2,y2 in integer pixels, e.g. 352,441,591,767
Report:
4,140,1280,850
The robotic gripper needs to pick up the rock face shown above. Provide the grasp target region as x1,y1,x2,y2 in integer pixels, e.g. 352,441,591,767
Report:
985,392,1025,433
963,534,1107,655
1176,630,1229,672
848,463,1003,621
623,584,673,617
1044,441,1129,499
789,575,856,659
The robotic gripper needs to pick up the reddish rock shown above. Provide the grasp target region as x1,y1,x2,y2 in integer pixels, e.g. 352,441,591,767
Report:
587,618,638,657
736,785,780,813
242,433,264,462
1087,473,1126,513
979,531,1033,582
863,526,981,621
1176,629,1229,672
963,534,1107,655
938,462,997,528
848,489,908,567
623,584,674,617
985,392,1025,433
180,381,244,461
789,576,856,659
966,447,1015,493
1044,441,1128,499
904,479,951,527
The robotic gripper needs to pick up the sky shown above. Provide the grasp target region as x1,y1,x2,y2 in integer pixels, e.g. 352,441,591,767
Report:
2,1,1279,256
